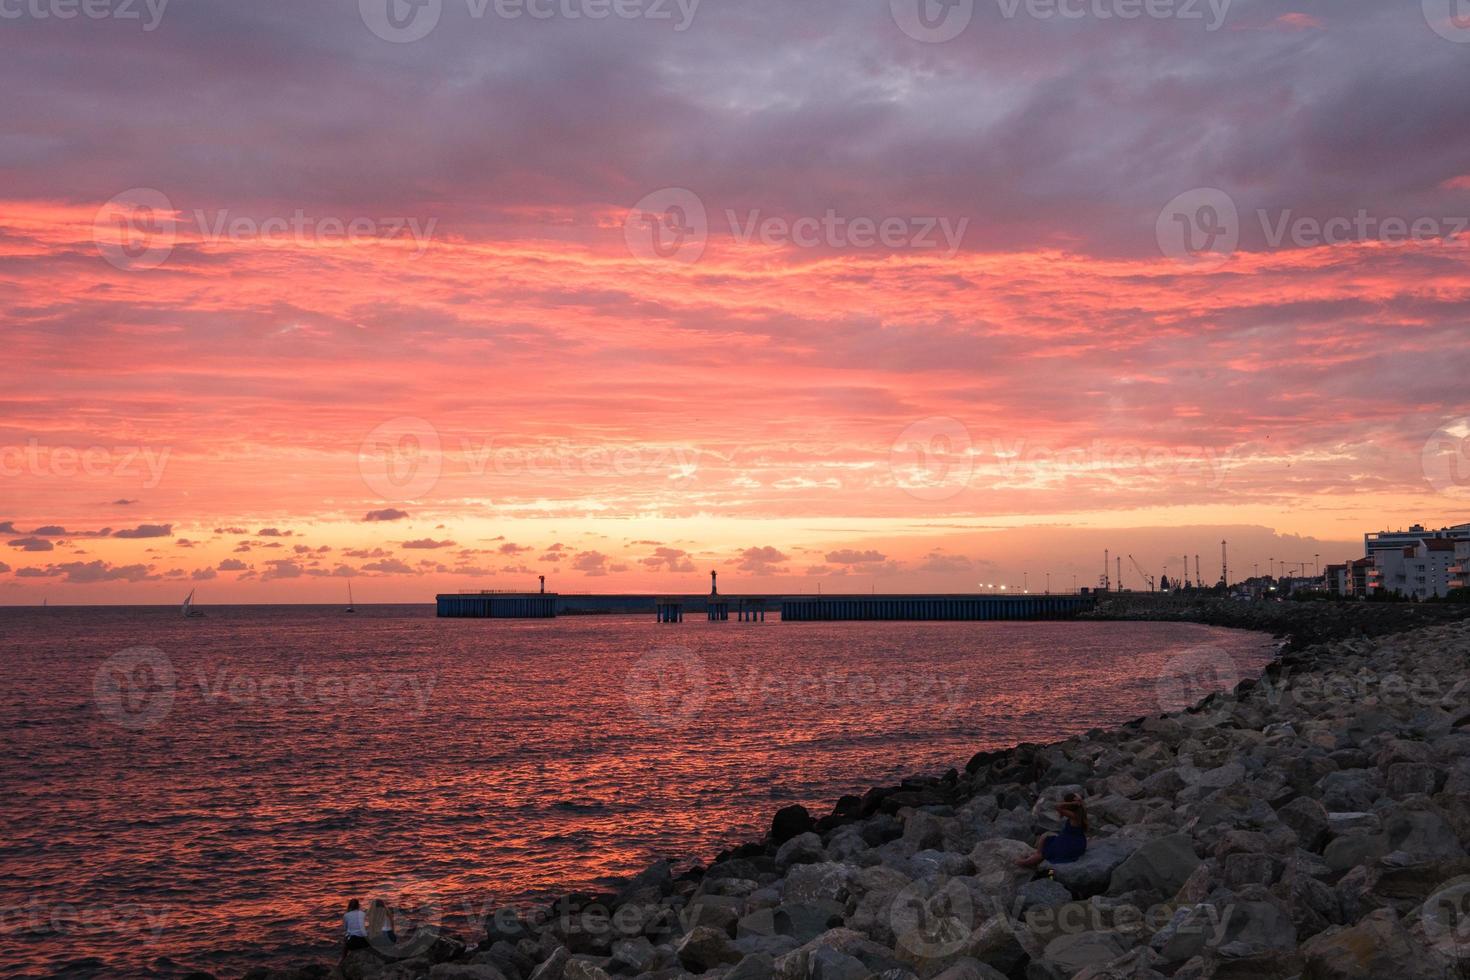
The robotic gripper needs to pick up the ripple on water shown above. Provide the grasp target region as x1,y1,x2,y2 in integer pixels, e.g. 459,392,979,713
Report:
0,606,1274,978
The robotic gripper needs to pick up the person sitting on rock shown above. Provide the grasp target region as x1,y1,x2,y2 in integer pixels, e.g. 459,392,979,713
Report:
367,897,397,946
342,898,370,954
1015,792,1088,868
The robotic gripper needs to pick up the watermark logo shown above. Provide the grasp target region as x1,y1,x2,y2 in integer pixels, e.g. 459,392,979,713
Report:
890,878,976,958
1156,645,1240,713
890,417,974,501
359,417,444,502
890,0,974,42
360,0,442,41
93,646,176,730
1421,417,1470,498
623,646,707,728
1157,188,1238,269
1422,877,1470,960
1424,0,1470,42
624,188,708,266
94,188,176,271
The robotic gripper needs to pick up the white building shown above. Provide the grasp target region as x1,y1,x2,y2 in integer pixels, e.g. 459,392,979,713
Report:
1451,542,1470,592
1372,537,1462,600
1365,522,1470,561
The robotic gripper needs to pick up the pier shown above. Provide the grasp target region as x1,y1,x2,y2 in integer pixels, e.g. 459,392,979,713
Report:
436,592,1093,620
778,594,1091,621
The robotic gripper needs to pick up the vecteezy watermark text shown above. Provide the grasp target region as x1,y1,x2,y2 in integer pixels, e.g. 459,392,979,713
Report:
358,416,702,503
359,0,699,43
0,439,171,488
889,0,1229,43
1157,188,1470,266
94,188,437,271
0,0,168,30
623,188,969,265
94,647,440,730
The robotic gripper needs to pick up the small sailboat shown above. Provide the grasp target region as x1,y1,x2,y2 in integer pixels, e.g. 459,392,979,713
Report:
345,582,356,614
181,588,205,618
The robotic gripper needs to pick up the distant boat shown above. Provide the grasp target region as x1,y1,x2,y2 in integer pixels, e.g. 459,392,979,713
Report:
345,582,356,614
181,589,205,618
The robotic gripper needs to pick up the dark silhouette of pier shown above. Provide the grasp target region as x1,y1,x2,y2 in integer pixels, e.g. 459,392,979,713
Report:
436,591,1094,621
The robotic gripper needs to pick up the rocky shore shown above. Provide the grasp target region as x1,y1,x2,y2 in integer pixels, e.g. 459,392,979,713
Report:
1082,594,1470,651
245,608,1470,980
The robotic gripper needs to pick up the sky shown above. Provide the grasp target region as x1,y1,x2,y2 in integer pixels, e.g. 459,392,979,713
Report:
2,0,1469,602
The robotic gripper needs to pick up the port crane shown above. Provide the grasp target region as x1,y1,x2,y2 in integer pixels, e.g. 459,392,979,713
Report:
1128,554,1155,592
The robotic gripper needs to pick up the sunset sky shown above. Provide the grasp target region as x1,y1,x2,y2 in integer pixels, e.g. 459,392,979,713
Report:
3,0,1469,602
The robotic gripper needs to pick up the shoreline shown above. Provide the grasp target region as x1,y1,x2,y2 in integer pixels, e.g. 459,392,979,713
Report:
246,600,1469,980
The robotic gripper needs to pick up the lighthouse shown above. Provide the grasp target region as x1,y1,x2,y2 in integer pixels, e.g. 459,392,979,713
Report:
710,570,718,596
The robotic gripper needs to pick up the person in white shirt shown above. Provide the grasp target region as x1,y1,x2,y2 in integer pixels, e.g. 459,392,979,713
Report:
342,898,369,954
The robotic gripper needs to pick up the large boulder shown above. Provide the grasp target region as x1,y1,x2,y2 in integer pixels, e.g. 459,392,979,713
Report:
526,947,570,980
1316,771,1382,812
775,832,827,871
1050,837,1144,898
783,863,857,904
1108,835,1200,899
771,805,816,845
1028,931,1131,980
1275,796,1330,851
428,965,509,980
676,926,742,972
773,928,904,980
807,947,870,980
1016,877,1073,913
1299,908,1442,979
931,958,1008,980
725,953,775,980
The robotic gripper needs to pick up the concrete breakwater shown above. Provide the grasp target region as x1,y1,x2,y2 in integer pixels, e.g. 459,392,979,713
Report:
256,609,1470,980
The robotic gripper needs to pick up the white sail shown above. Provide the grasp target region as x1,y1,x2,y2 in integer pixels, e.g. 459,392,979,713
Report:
182,589,194,616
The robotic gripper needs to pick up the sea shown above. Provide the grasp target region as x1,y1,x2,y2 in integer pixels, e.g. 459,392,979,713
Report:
0,605,1275,978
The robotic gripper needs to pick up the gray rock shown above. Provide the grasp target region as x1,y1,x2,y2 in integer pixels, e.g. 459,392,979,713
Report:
676,926,742,972
1385,763,1440,797
1029,931,1131,980
1049,836,1143,898
559,961,611,980
528,947,571,980
1108,834,1201,899
1323,833,1390,873
685,894,745,936
775,833,827,871
782,863,856,904
725,953,775,980
772,902,845,944
1325,811,1379,836
608,937,657,974
429,965,509,980
1299,907,1442,979
730,935,800,960
1016,877,1073,912
1222,852,1278,889
903,810,946,850
1275,797,1330,851
1316,770,1382,811
808,947,869,980
929,958,1008,980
